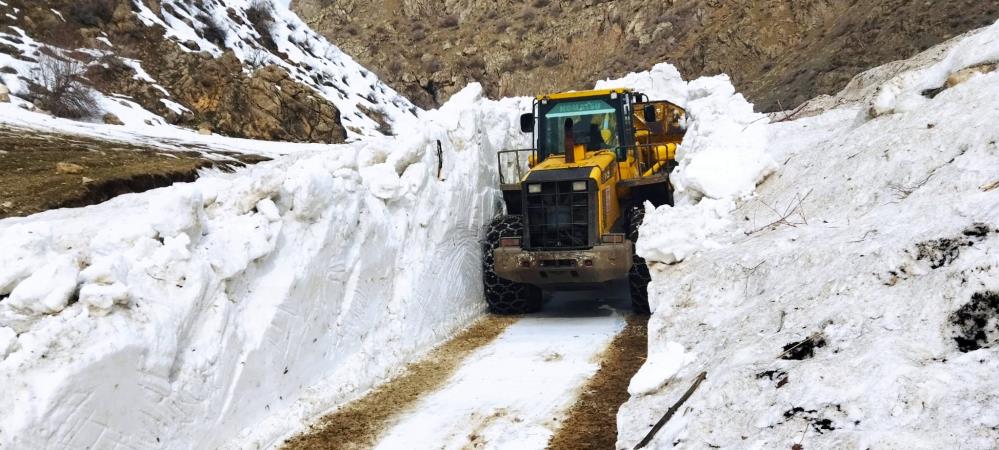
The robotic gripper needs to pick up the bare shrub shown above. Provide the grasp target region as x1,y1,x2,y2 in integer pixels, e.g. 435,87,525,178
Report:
440,15,459,28
87,54,134,85
32,56,99,119
542,53,563,67
246,0,278,52
246,48,270,68
531,0,550,7
68,0,115,27
463,56,486,74
499,57,522,72
422,57,442,73
199,14,229,48
247,0,275,29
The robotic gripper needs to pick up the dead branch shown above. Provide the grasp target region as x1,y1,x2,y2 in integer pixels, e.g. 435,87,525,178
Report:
773,100,808,123
776,332,822,359
745,190,813,235
634,372,708,450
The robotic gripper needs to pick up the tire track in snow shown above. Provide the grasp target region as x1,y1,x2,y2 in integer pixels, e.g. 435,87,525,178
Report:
281,315,518,450
547,315,649,450
369,298,627,450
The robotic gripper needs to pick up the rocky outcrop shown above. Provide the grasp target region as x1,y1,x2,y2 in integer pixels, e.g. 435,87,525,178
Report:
297,0,999,111
5,0,346,143
240,65,346,143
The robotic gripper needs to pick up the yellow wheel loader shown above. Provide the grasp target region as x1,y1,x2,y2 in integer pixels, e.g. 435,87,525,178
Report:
483,88,686,314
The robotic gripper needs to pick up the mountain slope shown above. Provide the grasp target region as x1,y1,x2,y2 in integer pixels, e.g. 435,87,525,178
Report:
295,0,998,111
0,0,418,142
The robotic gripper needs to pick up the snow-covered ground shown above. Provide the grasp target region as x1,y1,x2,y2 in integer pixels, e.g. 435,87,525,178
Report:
618,20,999,449
0,0,418,144
0,84,532,449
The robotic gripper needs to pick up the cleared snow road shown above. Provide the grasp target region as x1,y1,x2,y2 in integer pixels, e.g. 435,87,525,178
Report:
284,286,633,450
372,297,627,449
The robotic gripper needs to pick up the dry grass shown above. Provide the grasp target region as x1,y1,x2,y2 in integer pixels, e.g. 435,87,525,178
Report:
0,125,265,219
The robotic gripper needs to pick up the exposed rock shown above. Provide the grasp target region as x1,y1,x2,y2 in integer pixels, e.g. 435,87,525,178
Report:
0,84,9,103
238,65,346,143
55,162,84,175
103,113,123,125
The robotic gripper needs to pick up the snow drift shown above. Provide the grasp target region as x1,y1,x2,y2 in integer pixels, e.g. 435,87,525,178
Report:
618,20,999,449
0,84,530,449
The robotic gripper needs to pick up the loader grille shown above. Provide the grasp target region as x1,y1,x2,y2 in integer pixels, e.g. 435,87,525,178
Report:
524,180,592,250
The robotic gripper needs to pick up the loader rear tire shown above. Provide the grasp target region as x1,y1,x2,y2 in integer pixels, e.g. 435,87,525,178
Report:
482,215,542,315
627,207,652,314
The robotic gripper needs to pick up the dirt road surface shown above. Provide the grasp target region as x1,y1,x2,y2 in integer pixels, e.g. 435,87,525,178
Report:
284,283,648,450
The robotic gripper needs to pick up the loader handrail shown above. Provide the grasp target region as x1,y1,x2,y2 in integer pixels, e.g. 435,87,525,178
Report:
612,144,677,180
497,148,536,186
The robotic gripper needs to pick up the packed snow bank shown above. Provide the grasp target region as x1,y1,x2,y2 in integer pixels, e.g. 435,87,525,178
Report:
599,64,776,264
618,21,999,449
0,84,530,449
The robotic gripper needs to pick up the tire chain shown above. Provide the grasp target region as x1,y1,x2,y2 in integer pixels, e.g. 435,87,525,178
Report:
628,207,652,314
482,215,542,314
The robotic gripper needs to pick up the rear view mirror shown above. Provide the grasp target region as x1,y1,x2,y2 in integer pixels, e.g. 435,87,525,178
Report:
643,105,657,123
520,113,534,133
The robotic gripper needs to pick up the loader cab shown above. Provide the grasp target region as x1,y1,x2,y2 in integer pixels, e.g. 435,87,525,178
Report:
521,89,638,163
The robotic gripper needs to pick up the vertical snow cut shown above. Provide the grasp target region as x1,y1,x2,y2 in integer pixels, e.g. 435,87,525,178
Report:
0,84,531,449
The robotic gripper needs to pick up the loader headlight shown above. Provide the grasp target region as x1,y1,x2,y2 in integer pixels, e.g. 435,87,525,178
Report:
528,184,542,193
572,181,587,192
601,234,626,244
499,237,522,248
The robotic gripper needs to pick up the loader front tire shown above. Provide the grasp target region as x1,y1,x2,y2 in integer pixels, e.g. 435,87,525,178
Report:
482,215,542,314
627,207,652,314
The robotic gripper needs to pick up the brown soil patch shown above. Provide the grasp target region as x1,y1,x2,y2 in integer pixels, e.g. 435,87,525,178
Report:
281,315,519,450
547,315,649,450
0,125,267,219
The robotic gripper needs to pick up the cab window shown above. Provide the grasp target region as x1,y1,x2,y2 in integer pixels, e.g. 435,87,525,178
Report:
541,99,621,158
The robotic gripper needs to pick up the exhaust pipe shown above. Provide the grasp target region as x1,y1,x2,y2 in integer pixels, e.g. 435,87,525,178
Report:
564,119,575,164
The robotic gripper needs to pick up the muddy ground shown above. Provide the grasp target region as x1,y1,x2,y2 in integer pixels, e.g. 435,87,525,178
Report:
0,125,268,219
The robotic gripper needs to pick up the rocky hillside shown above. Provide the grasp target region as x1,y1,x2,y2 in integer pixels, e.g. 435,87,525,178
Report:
295,0,999,111
0,0,417,142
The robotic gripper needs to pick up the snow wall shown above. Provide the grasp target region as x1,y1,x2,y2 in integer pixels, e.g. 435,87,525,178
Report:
616,21,999,449
0,84,530,449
